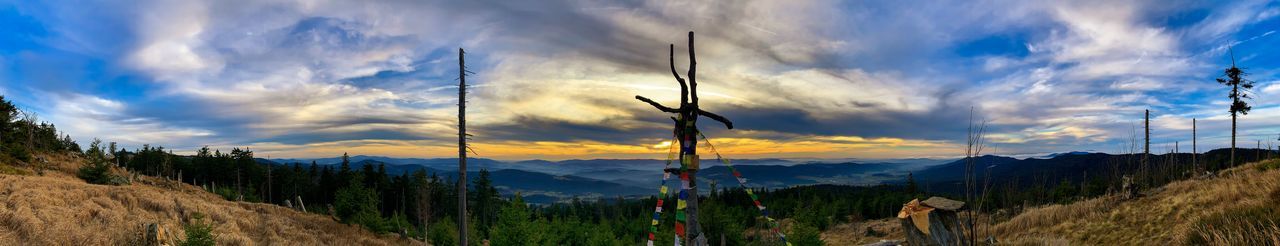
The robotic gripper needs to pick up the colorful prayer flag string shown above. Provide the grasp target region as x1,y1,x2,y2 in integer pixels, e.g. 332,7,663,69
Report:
698,131,792,246
646,132,680,246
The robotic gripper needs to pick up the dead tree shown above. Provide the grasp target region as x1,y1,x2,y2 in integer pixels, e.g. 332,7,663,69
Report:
635,31,733,246
962,108,987,246
417,182,432,246
1143,110,1151,187
456,48,470,246
1144,110,1150,165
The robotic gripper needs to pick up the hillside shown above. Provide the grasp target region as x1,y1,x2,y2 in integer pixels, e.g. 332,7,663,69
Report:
0,153,411,245
826,159,1280,245
988,159,1280,244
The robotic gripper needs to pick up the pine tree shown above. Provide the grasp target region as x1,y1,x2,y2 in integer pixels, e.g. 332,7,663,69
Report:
1217,47,1254,167
491,194,540,245
470,169,498,238
906,172,918,195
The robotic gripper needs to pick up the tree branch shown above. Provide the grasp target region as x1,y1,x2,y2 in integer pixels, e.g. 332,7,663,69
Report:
687,31,698,107
635,95,679,113
698,109,733,129
670,44,688,107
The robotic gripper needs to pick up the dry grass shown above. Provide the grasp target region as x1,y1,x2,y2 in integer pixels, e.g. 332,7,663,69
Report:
819,217,904,245
987,159,1280,245
0,153,413,245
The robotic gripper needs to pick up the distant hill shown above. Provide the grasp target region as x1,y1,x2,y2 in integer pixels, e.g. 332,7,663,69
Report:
337,160,650,202
700,162,905,188
262,150,1275,201
1040,151,1096,158
908,148,1275,194
262,156,943,199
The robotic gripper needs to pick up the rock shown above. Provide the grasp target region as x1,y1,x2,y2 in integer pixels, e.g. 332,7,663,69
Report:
144,223,170,246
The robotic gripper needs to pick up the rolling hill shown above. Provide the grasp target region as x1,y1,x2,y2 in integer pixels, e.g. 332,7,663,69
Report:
0,153,410,245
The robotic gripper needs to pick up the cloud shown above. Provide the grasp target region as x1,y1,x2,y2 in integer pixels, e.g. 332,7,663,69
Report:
42,93,215,146
4,0,1280,159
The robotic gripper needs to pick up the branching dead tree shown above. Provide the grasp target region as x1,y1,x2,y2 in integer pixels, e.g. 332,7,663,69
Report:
635,31,733,246
963,107,988,246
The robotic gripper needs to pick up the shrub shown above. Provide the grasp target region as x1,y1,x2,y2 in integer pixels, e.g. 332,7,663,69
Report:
1256,159,1280,171
794,204,831,230
77,160,128,185
6,145,31,163
77,138,127,185
428,217,459,246
179,213,217,246
333,181,385,233
788,222,824,246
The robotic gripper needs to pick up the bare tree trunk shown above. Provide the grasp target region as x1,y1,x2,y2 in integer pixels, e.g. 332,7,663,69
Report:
1228,50,1241,169
457,48,469,246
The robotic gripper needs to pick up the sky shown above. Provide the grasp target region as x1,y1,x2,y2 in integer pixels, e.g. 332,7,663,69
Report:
1,0,1279,160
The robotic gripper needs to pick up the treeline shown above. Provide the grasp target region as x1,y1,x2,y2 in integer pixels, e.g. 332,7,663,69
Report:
932,149,1277,215
97,142,923,245
84,139,1278,245
0,95,81,165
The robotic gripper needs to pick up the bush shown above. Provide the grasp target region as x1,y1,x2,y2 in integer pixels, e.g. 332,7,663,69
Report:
179,213,217,246
428,217,459,246
491,196,543,245
77,138,127,185
788,222,824,246
6,145,31,163
333,181,384,232
794,204,831,230
77,161,128,185
1256,159,1280,171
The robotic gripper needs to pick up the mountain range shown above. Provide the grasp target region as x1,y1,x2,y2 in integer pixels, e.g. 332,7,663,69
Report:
262,149,1269,203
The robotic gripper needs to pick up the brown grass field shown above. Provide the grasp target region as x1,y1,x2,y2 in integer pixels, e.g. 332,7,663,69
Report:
824,159,1280,245
0,153,414,245
989,159,1280,245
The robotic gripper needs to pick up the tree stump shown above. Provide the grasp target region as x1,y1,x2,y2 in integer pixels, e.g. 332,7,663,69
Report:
898,197,965,246
1121,175,1138,200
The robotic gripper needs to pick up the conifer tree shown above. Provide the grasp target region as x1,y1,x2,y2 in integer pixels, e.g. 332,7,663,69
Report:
1217,47,1254,167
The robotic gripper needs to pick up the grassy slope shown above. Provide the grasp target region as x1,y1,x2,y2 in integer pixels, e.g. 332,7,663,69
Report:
823,160,1280,245
0,153,412,245
991,159,1280,245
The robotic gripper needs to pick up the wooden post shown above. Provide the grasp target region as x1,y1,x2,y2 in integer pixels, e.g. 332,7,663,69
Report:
267,157,272,204
635,32,733,246
296,196,307,213
1192,118,1197,173
457,48,469,246
1143,109,1150,187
